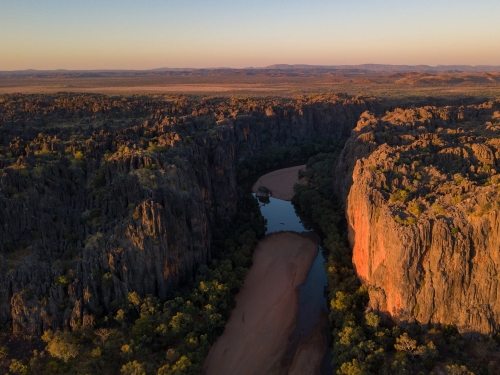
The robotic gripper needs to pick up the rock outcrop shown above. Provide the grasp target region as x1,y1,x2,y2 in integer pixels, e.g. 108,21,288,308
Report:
336,102,500,334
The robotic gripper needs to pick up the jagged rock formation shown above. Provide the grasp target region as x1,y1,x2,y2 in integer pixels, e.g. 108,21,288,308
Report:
336,101,500,334
3,93,498,338
0,93,372,335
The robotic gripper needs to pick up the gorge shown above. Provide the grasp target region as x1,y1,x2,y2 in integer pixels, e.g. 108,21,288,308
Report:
0,93,498,374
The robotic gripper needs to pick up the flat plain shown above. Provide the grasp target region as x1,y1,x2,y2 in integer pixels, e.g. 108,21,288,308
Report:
1,67,499,97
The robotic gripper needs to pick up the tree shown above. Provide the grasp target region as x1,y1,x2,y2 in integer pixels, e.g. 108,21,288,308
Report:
364,311,380,329
156,356,192,375
170,356,191,373
0,345,8,361
331,291,350,311
338,359,367,375
128,291,142,307
445,364,475,375
73,150,84,160
120,360,146,375
394,333,418,354
157,364,171,375
43,330,79,363
338,325,364,347
95,328,112,345
9,359,28,375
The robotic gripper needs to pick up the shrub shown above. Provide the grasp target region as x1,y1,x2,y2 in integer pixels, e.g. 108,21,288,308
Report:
431,202,446,216
394,213,416,225
338,325,364,347
55,275,70,286
407,201,423,217
390,189,410,204
477,201,492,216
170,356,191,373
451,193,463,205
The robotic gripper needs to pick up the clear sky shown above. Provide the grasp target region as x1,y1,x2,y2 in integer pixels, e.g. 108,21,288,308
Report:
1,0,499,70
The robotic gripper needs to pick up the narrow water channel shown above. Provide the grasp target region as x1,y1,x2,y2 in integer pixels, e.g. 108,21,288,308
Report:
255,195,331,374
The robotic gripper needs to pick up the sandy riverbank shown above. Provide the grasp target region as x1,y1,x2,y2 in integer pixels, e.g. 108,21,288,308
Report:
204,232,318,375
252,165,305,200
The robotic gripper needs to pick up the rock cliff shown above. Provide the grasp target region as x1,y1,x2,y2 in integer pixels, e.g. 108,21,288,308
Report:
0,93,371,335
336,102,500,334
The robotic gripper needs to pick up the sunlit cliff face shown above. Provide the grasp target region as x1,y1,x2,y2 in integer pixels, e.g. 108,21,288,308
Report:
339,104,500,334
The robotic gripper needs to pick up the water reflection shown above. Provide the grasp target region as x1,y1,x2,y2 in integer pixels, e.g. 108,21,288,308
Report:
256,195,306,234
254,193,331,373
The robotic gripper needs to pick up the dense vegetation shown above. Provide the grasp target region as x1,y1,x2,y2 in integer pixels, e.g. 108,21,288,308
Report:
293,153,500,375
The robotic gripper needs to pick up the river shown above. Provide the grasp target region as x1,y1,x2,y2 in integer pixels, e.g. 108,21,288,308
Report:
204,166,330,375
259,195,331,374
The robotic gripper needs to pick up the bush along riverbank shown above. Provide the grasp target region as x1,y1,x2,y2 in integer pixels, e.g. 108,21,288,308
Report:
292,153,499,375
6,194,265,375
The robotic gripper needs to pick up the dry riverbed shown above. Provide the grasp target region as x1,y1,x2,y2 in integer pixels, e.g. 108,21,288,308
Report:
204,233,318,375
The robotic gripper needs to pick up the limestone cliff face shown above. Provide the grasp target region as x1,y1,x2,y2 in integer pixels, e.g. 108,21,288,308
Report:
0,94,371,335
336,102,500,334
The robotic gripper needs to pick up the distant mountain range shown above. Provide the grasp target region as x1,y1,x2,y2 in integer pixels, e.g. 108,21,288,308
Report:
2,64,500,75
263,64,500,72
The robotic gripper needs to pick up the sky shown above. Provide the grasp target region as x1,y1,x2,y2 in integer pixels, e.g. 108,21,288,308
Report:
1,0,499,70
